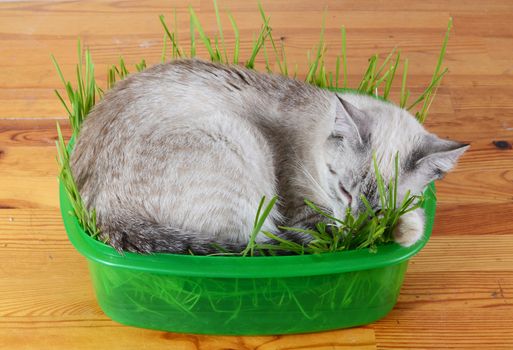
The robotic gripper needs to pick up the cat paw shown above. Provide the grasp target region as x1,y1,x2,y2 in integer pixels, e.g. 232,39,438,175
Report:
393,210,425,247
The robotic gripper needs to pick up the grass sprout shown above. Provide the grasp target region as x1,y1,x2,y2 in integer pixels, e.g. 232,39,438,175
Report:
241,196,279,257
53,2,449,256
56,124,101,240
414,18,453,123
53,43,103,240
51,40,100,136
160,14,183,59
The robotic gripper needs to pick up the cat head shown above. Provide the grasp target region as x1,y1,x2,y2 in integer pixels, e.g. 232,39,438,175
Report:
319,92,469,218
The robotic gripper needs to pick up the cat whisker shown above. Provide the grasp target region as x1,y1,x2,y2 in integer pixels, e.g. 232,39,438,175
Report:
292,160,333,207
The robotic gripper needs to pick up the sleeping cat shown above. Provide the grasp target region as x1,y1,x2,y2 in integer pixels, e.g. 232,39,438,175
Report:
70,59,468,254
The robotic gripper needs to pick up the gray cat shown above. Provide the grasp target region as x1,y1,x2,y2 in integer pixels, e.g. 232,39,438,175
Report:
70,59,468,254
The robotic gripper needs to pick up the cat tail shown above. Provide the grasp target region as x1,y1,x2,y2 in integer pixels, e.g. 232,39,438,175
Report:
99,214,248,255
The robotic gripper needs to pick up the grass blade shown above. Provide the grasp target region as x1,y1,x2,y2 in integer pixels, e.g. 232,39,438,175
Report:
383,52,400,99
160,14,183,59
341,26,348,88
305,13,326,84
161,33,168,63
213,0,228,63
189,6,217,61
406,68,447,111
409,17,452,122
400,58,409,108
228,13,240,64
242,196,278,256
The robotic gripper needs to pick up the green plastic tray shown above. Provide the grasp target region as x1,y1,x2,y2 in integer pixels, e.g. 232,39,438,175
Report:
60,177,435,335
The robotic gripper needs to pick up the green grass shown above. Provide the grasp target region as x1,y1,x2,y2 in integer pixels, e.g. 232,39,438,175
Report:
54,3,451,255
56,124,101,241
51,40,101,136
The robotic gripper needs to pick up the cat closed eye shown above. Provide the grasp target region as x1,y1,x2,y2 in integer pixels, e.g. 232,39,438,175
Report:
329,133,344,141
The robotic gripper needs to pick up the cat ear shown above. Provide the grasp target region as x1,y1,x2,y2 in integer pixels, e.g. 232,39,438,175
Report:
414,136,469,180
333,95,368,144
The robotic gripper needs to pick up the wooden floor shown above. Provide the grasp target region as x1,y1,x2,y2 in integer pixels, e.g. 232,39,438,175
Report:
1,1,512,349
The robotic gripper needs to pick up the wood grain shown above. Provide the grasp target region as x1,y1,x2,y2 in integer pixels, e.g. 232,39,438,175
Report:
1,0,513,349
2,327,377,350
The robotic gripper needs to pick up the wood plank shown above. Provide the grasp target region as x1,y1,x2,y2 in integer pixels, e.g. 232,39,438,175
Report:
1,327,376,350
435,202,513,236
397,271,513,309
201,0,513,13
375,309,513,350
434,168,513,204
0,119,70,147
1,0,500,118
373,270,513,349
408,235,513,272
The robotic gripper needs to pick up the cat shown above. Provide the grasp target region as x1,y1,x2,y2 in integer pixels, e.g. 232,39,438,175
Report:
70,58,468,254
